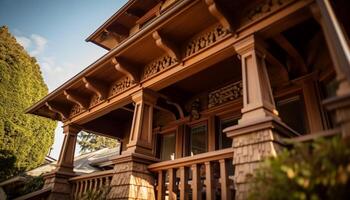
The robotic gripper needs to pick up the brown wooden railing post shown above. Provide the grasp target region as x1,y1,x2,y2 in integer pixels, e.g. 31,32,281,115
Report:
219,159,231,200
168,168,177,200
157,171,165,200
179,166,189,200
191,164,201,200
205,161,214,200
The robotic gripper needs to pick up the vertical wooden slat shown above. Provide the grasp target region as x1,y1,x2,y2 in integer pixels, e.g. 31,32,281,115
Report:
179,166,189,200
168,168,177,200
205,162,214,200
157,170,165,200
191,164,202,200
89,179,92,192
78,181,83,198
219,159,231,200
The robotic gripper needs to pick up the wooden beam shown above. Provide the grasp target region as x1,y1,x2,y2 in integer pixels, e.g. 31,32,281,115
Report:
107,23,129,37
205,0,233,32
274,34,308,74
82,77,109,100
45,102,70,119
152,31,181,62
112,57,140,83
63,90,90,109
264,50,290,84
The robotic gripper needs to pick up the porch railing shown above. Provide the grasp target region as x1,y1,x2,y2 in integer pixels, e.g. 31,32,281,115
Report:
69,169,114,199
148,148,235,200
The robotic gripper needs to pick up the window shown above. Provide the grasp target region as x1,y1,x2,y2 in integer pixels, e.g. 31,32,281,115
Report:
277,95,308,134
218,118,238,149
189,124,208,156
159,132,176,161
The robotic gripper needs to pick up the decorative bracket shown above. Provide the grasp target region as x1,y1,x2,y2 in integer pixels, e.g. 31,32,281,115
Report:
205,0,233,33
45,102,70,120
152,31,182,62
82,77,109,100
112,57,140,83
63,90,90,109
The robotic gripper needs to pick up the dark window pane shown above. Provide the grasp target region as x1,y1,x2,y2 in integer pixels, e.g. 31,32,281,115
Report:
160,133,176,161
219,118,238,149
190,124,207,155
277,96,308,134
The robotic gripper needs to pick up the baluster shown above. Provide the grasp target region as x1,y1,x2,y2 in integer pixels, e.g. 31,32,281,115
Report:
191,164,202,200
205,162,214,200
179,166,189,200
168,168,177,200
99,177,103,188
78,181,83,199
89,179,93,192
84,180,88,194
157,170,165,200
92,178,97,193
71,182,76,200
219,159,231,200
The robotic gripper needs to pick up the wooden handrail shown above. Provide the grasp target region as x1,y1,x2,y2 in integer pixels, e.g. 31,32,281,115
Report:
69,169,114,182
284,128,340,143
148,148,234,171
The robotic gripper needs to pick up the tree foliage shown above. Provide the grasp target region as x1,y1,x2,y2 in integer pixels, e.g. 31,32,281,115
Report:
77,131,118,153
0,26,57,180
249,136,350,200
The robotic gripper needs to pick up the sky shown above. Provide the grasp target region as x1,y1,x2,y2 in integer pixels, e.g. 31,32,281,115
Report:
0,0,127,159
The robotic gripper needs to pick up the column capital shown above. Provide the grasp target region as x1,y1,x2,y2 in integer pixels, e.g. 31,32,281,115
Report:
233,34,266,56
62,124,81,135
131,89,159,105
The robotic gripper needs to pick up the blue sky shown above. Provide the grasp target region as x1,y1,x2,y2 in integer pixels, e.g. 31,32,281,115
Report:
0,0,127,159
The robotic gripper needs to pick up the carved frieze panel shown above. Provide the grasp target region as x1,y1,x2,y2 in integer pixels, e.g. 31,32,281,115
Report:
184,24,229,58
242,0,294,26
70,104,84,117
90,94,103,107
110,76,135,96
208,81,243,108
142,55,177,80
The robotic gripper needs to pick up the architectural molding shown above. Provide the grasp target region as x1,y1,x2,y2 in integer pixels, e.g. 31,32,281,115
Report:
82,77,109,100
113,57,140,83
45,102,70,120
152,30,181,62
205,0,232,32
208,81,243,108
63,90,90,109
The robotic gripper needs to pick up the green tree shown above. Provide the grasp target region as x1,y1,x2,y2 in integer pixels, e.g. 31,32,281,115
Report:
0,26,57,181
78,131,119,153
249,136,350,200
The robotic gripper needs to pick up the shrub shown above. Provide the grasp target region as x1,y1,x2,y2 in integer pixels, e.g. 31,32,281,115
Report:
248,136,350,200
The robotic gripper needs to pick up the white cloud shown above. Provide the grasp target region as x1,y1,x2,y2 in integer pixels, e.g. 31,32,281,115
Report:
30,34,48,56
15,36,31,49
38,56,77,91
15,34,48,56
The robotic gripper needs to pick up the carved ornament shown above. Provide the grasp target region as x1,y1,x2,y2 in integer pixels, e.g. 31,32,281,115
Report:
142,55,177,80
110,76,135,96
208,81,243,108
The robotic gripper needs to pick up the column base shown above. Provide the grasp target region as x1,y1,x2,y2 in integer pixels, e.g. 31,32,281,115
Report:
42,170,76,200
225,117,298,200
107,152,159,200
323,93,350,138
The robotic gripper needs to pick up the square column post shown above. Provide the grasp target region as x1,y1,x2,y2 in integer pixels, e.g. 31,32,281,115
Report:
108,89,158,200
225,35,298,200
311,2,350,138
43,125,80,200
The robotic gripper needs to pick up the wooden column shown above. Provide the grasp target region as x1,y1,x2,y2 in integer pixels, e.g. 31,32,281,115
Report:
299,74,324,133
226,34,298,200
234,35,279,124
126,89,158,155
108,89,158,200
42,124,80,200
56,125,80,173
311,2,350,138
